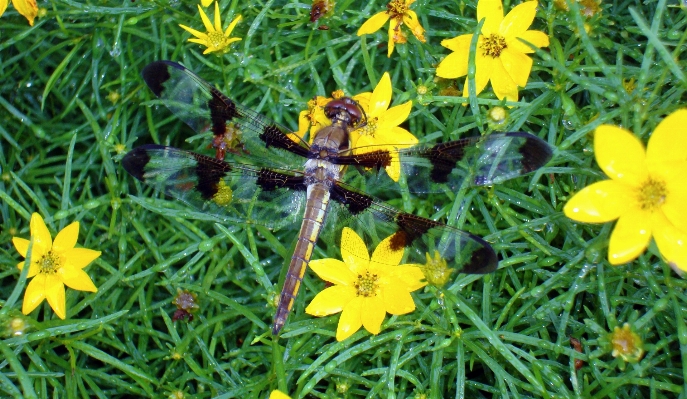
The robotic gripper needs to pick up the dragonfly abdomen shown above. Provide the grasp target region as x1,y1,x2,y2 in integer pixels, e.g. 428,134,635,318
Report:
272,184,332,335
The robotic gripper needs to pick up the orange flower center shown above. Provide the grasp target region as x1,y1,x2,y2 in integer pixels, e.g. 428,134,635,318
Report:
38,250,62,274
637,176,667,211
207,31,225,49
610,324,644,362
387,0,409,20
481,34,507,58
354,271,379,297
357,117,378,137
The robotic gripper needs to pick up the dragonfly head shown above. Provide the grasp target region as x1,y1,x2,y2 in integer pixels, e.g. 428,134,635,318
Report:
324,97,364,128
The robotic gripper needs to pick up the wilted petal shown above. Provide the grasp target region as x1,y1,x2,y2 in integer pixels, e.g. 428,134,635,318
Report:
403,10,425,42
340,228,370,273
13,0,37,26
500,47,532,88
44,274,67,319
361,295,386,335
594,125,648,184
500,0,537,38
477,0,503,34
22,274,47,315
608,208,652,265
357,11,389,35
646,109,687,164
564,180,635,223
309,258,356,286
305,285,356,316
62,248,101,269
382,279,417,314
59,266,97,292
337,297,363,341
53,221,79,253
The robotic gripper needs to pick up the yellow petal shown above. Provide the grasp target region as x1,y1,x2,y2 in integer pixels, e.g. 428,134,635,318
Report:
441,34,472,52
357,11,389,36
653,212,687,271
490,58,518,101
469,52,494,97
379,101,412,130
212,1,221,32
499,48,532,88
179,24,207,39
388,265,427,291
336,296,363,341
13,0,37,26
477,0,504,35
309,258,356,286
436,52,469,79
305,285,356,316
44,274,67,319
59,266,97,292
0,0,8,17
13,237,30,258
360,295,386,335
608,208,653,265
224,14,242,36
269,390,292,399
369,72,392,116
30,213,52,254
509,30,550,53
594,125,648,184
563,180,636,223
198,4,214,32
53,221,79,253
22,274,47,315
62,248,101,269
382,278,417,314
371,232,406,267
646,109,687,164
403,10,425,42
340,228,370,272
500,0,537,38
659,162,687,232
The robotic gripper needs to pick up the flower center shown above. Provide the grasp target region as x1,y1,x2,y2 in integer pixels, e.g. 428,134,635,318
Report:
37,250,62,274
387,0,409,19
637,176,667,211
207,31,225,49
481,34,507,58
354,271,379,297
357,117,378,137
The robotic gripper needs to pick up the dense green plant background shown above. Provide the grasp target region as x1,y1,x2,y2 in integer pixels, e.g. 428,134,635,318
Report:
1,0,686,398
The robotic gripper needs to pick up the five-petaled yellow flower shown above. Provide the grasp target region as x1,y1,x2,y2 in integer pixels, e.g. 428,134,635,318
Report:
12,213,100,319
0,0,37,25
305,227,427,341
357,0,426,57
436,0,549,102
564,109,687,270
179,2,242,55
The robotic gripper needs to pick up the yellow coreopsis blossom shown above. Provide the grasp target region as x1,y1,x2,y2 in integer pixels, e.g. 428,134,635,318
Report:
436,0,549,102
563,109,687,269
12,213,100,319
305,227,427,341
350,72,418,181
179,2,242,55
0,0,37,26
357,0,426,57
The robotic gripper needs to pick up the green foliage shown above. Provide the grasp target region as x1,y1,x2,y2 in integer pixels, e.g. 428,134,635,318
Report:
1,0,687,398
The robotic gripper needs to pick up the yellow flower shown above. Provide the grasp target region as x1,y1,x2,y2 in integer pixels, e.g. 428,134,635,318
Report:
179,2,242,55
357,0,426,57
0,0,38,26
563,110,687,269
269,390,291,399
12,213,100,319
435,0,549,102
305,227,427,341
351,72,418,181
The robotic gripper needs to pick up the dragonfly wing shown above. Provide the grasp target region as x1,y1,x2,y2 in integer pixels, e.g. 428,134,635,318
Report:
122,144,306,229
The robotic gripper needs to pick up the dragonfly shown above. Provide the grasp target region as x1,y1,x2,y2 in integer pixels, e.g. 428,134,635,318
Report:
122,60,553,335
